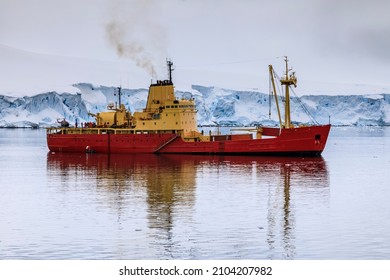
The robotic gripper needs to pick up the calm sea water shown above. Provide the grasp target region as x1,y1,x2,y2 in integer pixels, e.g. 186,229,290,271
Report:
0,127,389,260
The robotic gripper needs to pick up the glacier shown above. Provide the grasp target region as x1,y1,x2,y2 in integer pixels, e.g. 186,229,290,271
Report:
1,83,390,128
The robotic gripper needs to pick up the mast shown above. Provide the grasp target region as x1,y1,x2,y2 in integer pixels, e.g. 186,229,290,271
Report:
115,86,122,108
167,59,174,83
269,65,283,128
279,56,297,129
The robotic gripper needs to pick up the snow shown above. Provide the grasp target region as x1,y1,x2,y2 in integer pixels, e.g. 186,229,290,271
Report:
1,83,390,128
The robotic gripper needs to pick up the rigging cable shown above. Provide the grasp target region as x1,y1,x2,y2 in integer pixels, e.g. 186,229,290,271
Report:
272,70,285,113
290,87,319,125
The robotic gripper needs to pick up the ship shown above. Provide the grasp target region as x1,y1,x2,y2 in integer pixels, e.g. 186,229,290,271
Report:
47,58,331,156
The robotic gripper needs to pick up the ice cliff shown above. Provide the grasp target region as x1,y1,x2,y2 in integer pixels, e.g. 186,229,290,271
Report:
1,83,390,127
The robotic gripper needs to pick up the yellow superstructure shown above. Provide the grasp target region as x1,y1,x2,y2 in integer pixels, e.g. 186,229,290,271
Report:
86,60,207,142
132,80,200,138
91,104,131,128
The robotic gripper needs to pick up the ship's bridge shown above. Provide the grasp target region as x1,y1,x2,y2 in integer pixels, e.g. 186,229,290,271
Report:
132,79,199,137
145,80,175,110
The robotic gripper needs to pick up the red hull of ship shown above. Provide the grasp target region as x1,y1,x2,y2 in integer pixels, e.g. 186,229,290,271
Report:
47,124,331,156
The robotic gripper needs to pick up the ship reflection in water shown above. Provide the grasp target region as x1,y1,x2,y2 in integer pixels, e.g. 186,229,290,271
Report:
46,153,329,259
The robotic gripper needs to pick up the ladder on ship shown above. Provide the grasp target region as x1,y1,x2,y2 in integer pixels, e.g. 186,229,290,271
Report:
153,135,178,153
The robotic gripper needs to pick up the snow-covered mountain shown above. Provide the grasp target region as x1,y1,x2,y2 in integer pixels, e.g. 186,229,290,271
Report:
1,83,390,128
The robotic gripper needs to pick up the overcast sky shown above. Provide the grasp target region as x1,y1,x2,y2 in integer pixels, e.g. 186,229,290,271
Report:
1,0,389,95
